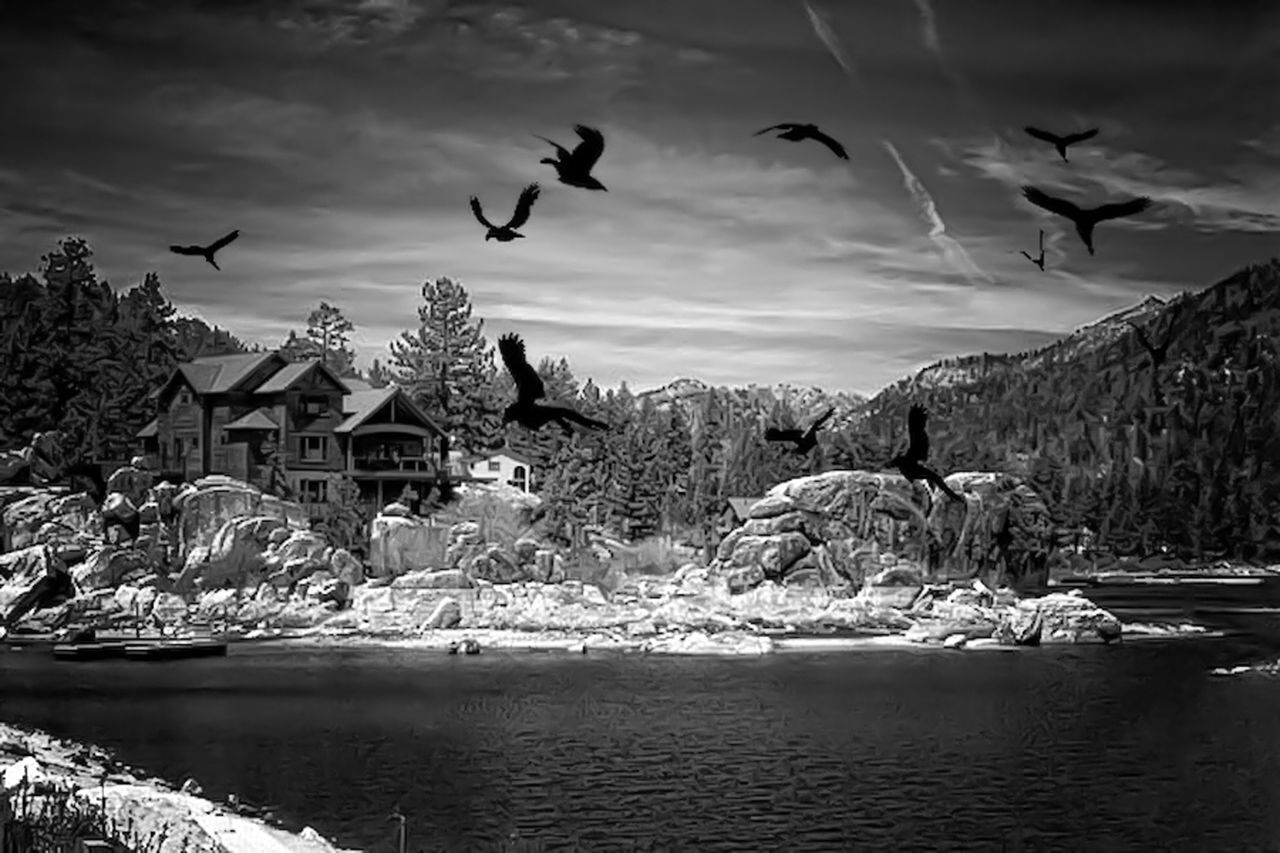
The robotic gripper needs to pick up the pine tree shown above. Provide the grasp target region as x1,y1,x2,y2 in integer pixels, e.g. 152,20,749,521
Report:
388,276,501,455
305,302,357,375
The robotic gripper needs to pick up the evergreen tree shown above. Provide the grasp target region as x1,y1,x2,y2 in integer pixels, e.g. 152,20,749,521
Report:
305,302,357,376
388,276,501,454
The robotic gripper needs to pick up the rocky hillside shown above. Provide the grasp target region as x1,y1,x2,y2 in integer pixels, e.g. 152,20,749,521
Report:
854,259,1280,562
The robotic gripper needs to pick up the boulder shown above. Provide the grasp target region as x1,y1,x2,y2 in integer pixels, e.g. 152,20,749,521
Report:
422,597,462,629
0,545,73,625
71,547,155,593
174,515,290,592
369,514,448,577
711,469,1057,591
173,476,309,564
328,547,364,588
859,565,925,609
390,569,475,589
106,464,154,507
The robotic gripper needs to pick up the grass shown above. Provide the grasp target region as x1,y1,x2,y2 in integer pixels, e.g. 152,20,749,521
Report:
1,777,194,853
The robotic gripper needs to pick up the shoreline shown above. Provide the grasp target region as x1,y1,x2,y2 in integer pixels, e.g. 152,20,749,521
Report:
0,722,356,853
261,619,1218,657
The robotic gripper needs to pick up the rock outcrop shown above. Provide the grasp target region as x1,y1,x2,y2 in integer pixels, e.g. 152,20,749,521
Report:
712,469,1054,595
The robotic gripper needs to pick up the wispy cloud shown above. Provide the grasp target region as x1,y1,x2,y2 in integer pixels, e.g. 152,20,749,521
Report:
956,136,1280,235
801,0,858,81
880,140,996,287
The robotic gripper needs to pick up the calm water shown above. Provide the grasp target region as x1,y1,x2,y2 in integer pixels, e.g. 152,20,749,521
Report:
3,623,1280,852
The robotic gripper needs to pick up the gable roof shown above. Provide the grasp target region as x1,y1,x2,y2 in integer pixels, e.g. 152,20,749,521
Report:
333,386,442,435
253,359,352,395
136,418,158,438
178,352,282,395
481,448,534,467
224,407,280,431
726,497,762,521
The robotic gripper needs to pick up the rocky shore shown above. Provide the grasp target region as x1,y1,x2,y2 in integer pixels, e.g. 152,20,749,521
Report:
0,461,1221,657
0,722,355,852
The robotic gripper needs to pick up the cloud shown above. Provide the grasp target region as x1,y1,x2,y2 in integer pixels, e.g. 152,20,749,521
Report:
954,136,1280,235
880,140,996,287
801,0,858,81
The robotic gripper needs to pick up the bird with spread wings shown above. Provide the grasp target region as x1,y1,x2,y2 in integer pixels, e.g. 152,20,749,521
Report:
498,333,609,434
887,404,962,502
169,229,240,270
535,125,608,191
754,123,849,160
1021,186,1152,256
765,408,835,454
470,184,541,242
1023,126,1099,162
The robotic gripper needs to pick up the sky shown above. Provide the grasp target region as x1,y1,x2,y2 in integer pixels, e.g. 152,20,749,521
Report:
1,0,1278,396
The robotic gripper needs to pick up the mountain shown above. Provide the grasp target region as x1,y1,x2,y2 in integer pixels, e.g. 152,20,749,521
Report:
854,259,1280,562
638,377,867,427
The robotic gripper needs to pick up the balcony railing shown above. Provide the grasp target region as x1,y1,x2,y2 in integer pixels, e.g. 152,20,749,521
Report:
350,455,436,473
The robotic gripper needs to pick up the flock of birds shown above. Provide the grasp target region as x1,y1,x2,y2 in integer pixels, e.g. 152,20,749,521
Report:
163,119,1155,509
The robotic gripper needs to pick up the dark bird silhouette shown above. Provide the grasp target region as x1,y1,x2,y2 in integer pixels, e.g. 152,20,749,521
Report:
470,183,540,242
764,407,835,454
169,229,240,270
1020,186,1152,256
754,123,848,160
1124,314,1180,372
887,405,962,502
498,333,609,434
1023,126,1099,162
1020,229,1046,271
535,125,608,191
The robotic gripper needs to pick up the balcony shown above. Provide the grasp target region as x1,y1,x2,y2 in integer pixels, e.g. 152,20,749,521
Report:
348,455,439,478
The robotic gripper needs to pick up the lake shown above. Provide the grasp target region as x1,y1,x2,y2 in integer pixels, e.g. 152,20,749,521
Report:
3,614,1280,851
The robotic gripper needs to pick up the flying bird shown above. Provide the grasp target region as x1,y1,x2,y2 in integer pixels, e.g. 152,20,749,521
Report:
887,405,962,502
1124,317,1179,372
1023,126,1099,162
470,184,540,242
1020,229,1046,271
1020,186,1152,256
765,408,835,454
754,123,849,160
535,125,608,191
169,230,240,270
498,333,610,434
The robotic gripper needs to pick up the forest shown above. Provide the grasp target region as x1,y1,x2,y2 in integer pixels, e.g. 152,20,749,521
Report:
2,238,1279,563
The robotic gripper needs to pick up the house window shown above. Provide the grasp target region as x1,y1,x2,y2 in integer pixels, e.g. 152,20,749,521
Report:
189,437,199,451
302,396,329,416
301,435,328,462
300,479,328,503
219,431,228,445
487,460,501,472
512,465,528,491
178,389,191,406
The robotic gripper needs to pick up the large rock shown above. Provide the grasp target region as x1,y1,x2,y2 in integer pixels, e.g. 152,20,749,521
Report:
0,544,73,625
71,546,155,593
106,464,154,508
712,469,1056,593
3,491,101,552
174,515,290,592
173,476,309,563
369,514,448,577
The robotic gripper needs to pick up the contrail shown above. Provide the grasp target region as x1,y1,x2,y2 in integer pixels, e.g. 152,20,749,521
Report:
797,0,996,286
881,139,996,286
909,0,989,125
802,0,858,82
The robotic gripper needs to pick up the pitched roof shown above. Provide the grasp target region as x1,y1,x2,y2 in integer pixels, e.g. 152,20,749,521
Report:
726,497,762,521
177,352,280,395
223,407,280,431
482,448,534,467
333,387,442,435
136,418,158,438
253,359,352,395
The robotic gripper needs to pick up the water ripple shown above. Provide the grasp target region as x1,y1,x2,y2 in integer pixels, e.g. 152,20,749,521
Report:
3,636,1280,851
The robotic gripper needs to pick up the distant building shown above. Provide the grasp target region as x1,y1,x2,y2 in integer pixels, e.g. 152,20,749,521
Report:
466,448,535,493
136,352,448,510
